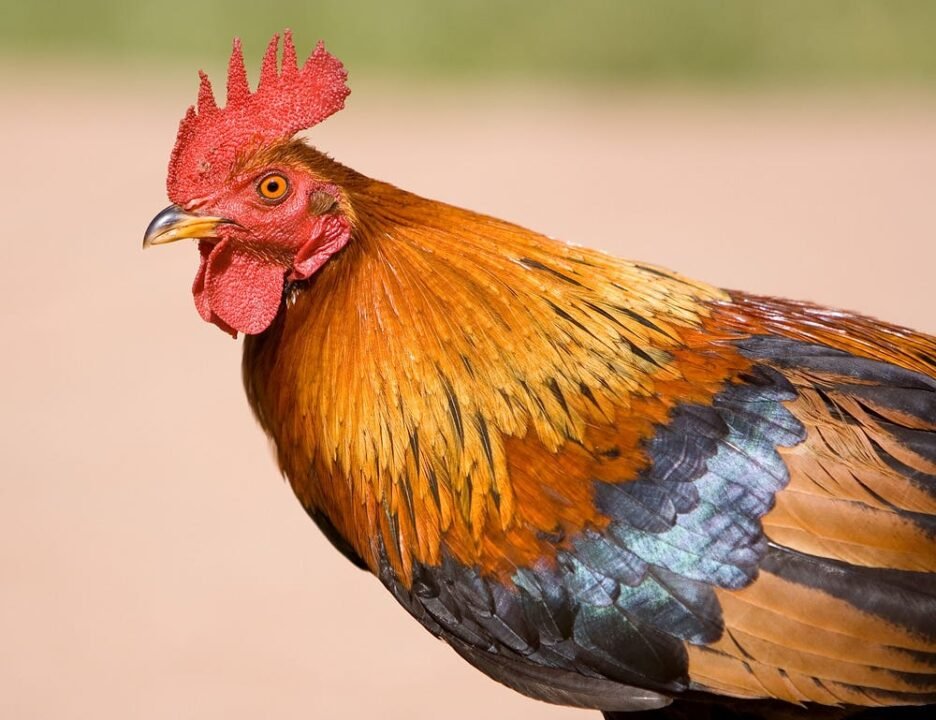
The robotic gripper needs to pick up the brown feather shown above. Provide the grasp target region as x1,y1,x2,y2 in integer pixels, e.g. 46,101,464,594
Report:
689,570,936,705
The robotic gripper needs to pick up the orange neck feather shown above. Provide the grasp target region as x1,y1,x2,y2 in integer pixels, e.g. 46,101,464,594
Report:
243,147,732,581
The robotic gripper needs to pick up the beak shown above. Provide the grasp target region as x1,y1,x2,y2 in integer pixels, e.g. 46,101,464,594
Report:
143,204,230,249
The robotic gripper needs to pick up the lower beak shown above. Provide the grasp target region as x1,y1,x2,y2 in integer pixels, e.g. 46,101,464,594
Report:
143,204,230,248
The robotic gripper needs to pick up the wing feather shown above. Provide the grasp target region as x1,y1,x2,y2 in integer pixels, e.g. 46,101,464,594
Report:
684,295,936,706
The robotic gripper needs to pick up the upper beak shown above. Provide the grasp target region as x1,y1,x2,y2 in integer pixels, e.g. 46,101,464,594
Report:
143,204,230,249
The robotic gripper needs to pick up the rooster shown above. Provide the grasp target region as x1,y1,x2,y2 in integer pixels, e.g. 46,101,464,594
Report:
144,33,935,719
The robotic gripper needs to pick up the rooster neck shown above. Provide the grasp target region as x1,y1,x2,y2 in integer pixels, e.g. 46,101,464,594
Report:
242,176,728,577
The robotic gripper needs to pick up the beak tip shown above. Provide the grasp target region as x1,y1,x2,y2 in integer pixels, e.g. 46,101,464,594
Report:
143,204,228,248
143,204,185,248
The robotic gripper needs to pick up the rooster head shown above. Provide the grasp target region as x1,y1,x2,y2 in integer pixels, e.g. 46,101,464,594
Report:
143,31,352,337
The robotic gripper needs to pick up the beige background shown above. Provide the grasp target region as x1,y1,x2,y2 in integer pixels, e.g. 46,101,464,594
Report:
1,71,935,719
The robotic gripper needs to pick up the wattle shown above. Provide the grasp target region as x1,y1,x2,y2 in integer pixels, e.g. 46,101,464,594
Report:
192,239,285,338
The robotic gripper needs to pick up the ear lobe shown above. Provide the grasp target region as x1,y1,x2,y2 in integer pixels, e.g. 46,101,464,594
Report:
193,241,215,323
290,214,351,281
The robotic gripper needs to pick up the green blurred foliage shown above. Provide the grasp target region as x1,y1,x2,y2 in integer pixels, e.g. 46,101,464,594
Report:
2,0,936,86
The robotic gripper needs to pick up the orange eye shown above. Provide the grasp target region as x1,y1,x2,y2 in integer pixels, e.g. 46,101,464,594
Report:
257,173,289,202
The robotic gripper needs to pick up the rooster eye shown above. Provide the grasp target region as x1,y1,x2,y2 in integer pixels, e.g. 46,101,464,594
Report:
257,173,290,202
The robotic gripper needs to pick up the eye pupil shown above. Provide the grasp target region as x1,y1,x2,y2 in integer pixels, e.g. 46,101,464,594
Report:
267,181,279,192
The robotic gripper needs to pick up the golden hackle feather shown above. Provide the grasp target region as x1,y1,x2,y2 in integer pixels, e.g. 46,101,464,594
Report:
243,142,744,584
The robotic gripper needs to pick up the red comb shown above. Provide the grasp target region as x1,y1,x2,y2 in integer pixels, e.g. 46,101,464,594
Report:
167,30,349,204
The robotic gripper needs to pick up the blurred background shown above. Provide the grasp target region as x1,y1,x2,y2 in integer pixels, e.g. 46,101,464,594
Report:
1,2,934,719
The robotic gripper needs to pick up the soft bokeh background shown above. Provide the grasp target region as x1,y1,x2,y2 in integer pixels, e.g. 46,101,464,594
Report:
2,3,934,719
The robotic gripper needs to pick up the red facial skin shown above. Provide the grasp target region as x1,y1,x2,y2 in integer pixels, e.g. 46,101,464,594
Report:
188,163,351,337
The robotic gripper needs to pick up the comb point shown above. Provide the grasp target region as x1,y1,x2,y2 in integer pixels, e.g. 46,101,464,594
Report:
305,40,325,71
258,33,281,90
196,71,217,113
226,37,250,107
282,29,299,78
